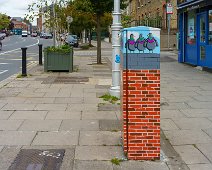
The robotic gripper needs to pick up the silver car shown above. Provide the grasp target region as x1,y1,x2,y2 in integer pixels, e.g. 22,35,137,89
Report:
65,35,79,47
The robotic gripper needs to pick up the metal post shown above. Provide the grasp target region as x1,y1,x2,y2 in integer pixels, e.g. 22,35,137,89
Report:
53,0,57,47
21,47,27,77
168,14,171,49
109,0,122,98
38,44,43,65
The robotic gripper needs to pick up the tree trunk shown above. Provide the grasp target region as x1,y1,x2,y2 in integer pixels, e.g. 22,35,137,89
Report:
96,14,101,64
89,29,92,46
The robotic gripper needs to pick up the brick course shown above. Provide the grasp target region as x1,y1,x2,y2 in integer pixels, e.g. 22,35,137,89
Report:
122,69,160,160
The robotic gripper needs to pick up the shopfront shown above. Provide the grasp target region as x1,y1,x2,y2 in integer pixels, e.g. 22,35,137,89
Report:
178,0,212,68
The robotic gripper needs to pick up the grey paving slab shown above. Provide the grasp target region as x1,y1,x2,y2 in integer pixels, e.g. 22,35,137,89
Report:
24,97,55,104
0,147,21,170
17,92,45,98
82,111,117,120
99,120,122,131
161,110,186,119
161,102,190,110
180,109,212,118
2,97,27,103
44,92,71,98
0,120,23,130
164,130,212,145
34,88,60,93
83,97,103,104
196,90,212,96
68,104,98,111
164,96,195,102
173,145,209,164
0,131,36,145
74,160,113,170
196,143,212,162
34,104,67,111
60,120,99,131
192,95,212,102
170,91,199,97
75,146,124,160
0,146,3,152
168,164,190,170
32,131,79,146
79,131,121,146
161,119,179,130
0,103,6,110
1,103,36,111
45,111,81,120
187,101,212,109
0,111,14,119
19,120,62,131
10,111,47,120
54,97,83,104
188,164,212,170
113,161,169,170
173,118,212,130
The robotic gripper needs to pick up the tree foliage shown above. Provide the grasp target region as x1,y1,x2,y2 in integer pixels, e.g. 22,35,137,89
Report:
0,13,10,30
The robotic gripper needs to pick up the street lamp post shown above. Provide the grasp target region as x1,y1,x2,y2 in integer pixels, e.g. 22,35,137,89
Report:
109,0,122,98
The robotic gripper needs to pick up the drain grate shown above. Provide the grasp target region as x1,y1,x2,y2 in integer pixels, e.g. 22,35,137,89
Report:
8,149,65,170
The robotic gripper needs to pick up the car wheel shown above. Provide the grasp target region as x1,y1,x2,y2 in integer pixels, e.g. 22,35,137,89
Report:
0,44,2,51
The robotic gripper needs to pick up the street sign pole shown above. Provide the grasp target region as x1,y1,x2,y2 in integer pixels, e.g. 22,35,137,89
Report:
109,0,122,98
166,3,173,49
168,14,171,49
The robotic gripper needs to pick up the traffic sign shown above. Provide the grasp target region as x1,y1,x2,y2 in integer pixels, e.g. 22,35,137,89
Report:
167,3,173,14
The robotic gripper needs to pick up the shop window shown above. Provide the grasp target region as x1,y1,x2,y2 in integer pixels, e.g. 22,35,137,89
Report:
187,11,196,45
209,10,212,44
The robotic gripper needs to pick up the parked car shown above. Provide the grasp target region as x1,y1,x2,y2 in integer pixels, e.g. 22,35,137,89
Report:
65,35,79,47
40,32,45,38
22,30,28,37
31,32,38,37
0,40,2,51
0,33,6,39
43,33,53,39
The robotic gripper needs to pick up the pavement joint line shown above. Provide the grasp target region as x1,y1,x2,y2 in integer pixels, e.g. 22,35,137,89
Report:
30,131,39,146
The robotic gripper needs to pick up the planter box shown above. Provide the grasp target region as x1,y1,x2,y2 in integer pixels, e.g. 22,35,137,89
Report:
44,48,73,72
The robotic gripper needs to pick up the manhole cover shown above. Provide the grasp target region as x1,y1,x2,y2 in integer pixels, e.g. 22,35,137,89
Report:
53,76,89,84
8,149,65,170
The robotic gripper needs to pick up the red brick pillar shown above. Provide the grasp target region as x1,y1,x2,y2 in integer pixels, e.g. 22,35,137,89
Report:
122,70,160,160
120,27,161,160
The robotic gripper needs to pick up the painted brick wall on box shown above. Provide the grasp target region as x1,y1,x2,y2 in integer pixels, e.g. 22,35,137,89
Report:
122,70,160,160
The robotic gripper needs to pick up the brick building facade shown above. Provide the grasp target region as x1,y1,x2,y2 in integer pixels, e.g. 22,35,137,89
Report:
128,0,177,29
127,0,178,49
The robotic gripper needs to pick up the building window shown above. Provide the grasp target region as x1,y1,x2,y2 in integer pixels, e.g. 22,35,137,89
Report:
187,11,196,45
209,10,212,44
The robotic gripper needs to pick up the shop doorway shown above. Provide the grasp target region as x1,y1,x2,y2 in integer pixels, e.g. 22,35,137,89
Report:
197,12,207,66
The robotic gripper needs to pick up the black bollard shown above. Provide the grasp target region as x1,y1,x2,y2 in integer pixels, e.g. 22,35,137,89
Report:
38,44,43,65
21,47,27,77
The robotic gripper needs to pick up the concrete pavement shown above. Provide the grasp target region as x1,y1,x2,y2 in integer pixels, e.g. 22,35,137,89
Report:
0,41,211,169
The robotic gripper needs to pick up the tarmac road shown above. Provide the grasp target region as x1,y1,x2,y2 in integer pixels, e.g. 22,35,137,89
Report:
0,35,53,81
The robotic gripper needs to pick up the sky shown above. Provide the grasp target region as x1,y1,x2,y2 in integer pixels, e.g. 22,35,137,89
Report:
0,0,37,25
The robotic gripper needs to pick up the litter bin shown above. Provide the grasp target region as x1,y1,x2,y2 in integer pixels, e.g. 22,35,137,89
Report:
120,26,161,160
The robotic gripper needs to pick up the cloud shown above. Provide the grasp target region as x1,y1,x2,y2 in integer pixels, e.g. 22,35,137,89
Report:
0,0,37,24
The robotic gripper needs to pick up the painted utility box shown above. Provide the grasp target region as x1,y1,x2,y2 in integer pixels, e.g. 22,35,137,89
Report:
120,26,160,160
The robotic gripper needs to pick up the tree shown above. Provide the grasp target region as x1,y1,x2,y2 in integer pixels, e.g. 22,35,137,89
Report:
0,13,10,30
89,0,127,64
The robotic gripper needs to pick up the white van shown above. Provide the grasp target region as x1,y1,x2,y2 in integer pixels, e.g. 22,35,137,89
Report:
22,30,28,37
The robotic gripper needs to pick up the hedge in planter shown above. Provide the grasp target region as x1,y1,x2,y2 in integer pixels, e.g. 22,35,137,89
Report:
44,45,73,72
